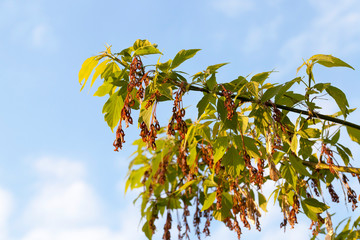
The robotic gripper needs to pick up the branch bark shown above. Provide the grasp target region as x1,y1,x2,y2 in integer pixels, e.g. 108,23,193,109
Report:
188,85,360,131
303,161,360,175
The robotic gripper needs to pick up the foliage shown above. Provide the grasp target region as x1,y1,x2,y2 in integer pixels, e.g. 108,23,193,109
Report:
79,39,360,239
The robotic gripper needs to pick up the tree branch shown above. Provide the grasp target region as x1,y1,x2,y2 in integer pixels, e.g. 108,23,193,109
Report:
302,161,360,175
188,85,360,131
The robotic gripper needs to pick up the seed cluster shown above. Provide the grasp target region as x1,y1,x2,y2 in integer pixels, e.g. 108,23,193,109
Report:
342,174,358,211
167,84,187,139
288,195,300,229
221,85,236,120
320,143,335,174
113,56,153,151
328,183,339,203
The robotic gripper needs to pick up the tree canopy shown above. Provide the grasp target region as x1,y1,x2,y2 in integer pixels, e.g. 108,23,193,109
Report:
79,39,360,239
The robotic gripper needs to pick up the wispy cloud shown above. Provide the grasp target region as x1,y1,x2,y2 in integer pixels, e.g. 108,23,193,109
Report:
1,0,58,51
242,16,282,54
278,0,360,75
211,0,255,18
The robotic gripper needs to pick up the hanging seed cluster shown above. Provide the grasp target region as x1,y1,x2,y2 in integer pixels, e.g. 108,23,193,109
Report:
167,84,188,139
113,56,154,151
320,143,335,174
341,174,358,211
221,85,236,120
288,195,300,229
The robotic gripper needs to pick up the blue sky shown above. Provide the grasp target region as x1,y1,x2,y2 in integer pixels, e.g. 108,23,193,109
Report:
1,0,360,239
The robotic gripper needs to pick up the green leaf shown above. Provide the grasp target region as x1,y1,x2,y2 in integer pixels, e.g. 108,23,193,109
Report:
298,128,321,139
290,135,298,153
246,81,259,99
289,154,311,177
177,179,198,193
79,56,99,91
170,49,201,69
251,71,272,85
302,198,329,221
133,39,156,50
238,116,249,133
197,94,212,119
243,136,261,159
281,163,297,188
213,137,229,164
157,59,172,72
133,45,161,56
222,145,244,176
347,126,360,145
93,81,115,97
310,54,355,70
337,146,350,166
326,85,349,117
274,78,300,103
221,192,233,212
261,84,282,102
206,63,228,74
203,179,218,188
206,74,217,90
330,130,340,144
142,221,153,240
258,192,268,212
102,90,124,131
158,83,173,100
201,192,216,211
216,97,227,121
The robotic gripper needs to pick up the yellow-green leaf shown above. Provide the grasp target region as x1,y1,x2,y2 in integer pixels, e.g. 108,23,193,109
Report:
102,90,124,131
79,56,99,91
347,126,360,145
310,54,355,70
201,192,216,211
170,49,201,69
89,59,110,90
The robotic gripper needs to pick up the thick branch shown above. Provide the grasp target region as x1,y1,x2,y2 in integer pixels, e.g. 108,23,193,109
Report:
188,85,360,131
303,161,360,175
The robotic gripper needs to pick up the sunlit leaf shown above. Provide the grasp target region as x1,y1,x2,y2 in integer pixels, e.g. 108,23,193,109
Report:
171,49,201,69
310,54,355,70
201,192,216,211
102,90,124,131
347,126,360,145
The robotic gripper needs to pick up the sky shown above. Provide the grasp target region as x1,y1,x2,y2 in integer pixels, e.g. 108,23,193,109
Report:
1,0,360,239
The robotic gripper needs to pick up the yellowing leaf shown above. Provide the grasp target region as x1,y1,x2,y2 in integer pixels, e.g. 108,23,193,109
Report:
89,59,110,90
310,54,355,70
79,56,99,91
347,126,360,145
102,90,124,131
201,192,216,211
93,81,115,97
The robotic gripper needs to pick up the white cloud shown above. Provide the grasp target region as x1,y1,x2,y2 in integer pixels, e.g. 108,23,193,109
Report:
34,157,85,182
17,156,145,240
279,0,360,75
31,23,57,49
1,0,58,51
242,16,282,53
211,0,254,17
23,181,101,228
